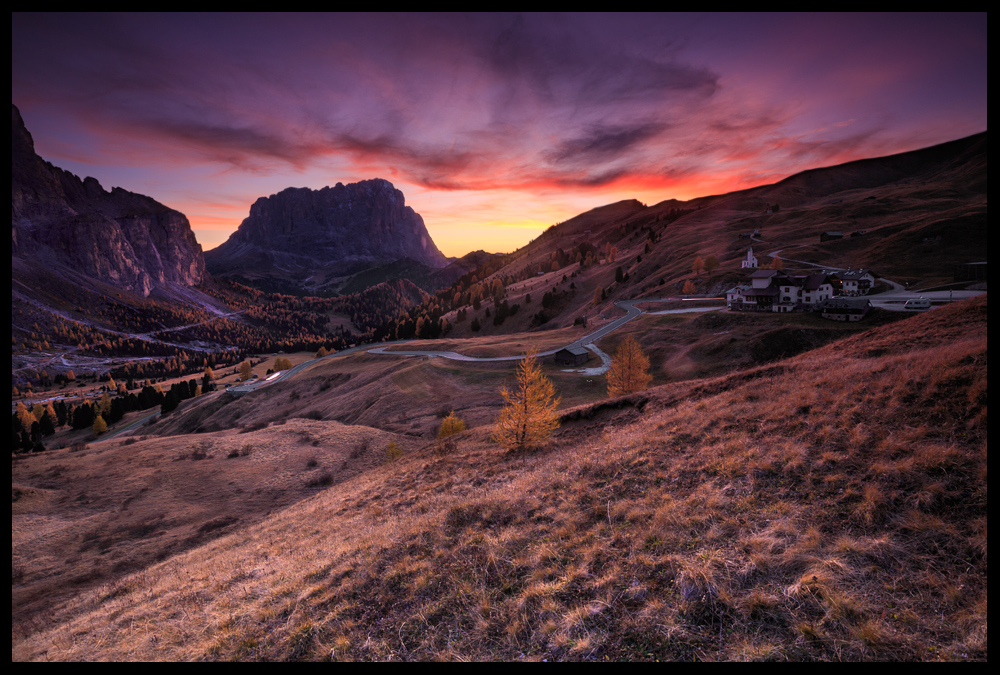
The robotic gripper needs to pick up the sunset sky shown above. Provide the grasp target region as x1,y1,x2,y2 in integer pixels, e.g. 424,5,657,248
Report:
12,13,987,258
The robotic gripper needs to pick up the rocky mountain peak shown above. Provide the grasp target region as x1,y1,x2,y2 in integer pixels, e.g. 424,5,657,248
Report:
205,177,448,283
12,104,206,296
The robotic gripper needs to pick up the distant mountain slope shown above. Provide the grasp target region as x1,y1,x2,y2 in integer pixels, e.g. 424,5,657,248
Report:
204,179,449,293
11,104,205,296
410,131,985,341
334,249,502,295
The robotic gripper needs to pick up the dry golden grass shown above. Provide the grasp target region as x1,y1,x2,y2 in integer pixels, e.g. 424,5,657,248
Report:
11,417,410,634
379,326,589,358
11,296,987,661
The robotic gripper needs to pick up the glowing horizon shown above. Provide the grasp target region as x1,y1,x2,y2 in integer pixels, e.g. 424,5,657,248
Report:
13,13,986,259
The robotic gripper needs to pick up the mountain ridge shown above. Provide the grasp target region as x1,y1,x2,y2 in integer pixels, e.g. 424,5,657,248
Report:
204,178,449,292
11,104,206,297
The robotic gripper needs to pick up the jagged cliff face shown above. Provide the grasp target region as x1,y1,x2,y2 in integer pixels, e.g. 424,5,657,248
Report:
205,179,448,281
11,104,205,296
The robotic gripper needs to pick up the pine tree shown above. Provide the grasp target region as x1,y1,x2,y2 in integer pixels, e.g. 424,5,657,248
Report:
39,412,56,437
606,336,653,397
491,351,560,452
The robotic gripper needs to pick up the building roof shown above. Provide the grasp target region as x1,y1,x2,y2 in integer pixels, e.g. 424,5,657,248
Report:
744,287,779,297
821,298,871,311
802,273,831,291
557,347,590,357
748,269,779,279
835,268,875,281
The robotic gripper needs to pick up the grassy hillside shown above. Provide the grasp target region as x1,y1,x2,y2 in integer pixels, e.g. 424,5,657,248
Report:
12,296,986,661
420,132,986,342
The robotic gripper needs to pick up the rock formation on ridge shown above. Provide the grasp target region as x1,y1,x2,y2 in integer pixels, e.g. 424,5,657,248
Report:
11,104,205,296
204,179,449,289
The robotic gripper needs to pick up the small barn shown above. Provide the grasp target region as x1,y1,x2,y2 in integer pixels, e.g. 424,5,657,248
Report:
820,231,844,242
554,347,589,366
955,262,987,282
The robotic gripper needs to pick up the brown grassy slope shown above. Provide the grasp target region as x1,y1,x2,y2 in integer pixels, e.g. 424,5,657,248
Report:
379,325,591,358
11,417,412,633
597,306,911,385
442,132,985,338
12,296,986,661
614,133,986,296
146,339,615,441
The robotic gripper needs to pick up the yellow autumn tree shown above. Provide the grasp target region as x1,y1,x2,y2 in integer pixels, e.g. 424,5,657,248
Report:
100,392,112,418
92,415,107,435
16,402,34,431
386,440,403,462
437,411,466,439
491,350,560,452
606,336,653,397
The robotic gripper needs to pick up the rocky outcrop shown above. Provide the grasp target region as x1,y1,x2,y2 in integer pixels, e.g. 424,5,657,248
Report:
205,179,448,284
12,104,205,296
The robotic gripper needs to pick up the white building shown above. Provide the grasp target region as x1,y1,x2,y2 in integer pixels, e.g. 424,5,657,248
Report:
833,268,877,295
741,246,758,269
778,273,835,308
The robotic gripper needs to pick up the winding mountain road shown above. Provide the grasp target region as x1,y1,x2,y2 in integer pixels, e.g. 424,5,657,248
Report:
225,298,722,397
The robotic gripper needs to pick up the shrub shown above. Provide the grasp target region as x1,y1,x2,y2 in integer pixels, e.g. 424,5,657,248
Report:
307,473,334,488
386,440,403,462
437,411,466,439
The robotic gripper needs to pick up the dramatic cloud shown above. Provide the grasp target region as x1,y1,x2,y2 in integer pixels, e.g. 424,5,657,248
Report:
546,123,670,165
12,13,987,256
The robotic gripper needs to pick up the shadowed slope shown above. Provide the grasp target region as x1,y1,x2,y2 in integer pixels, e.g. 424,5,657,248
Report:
13,296,986,661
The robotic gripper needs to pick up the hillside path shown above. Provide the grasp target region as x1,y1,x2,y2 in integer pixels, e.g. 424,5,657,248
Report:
226,298,721,396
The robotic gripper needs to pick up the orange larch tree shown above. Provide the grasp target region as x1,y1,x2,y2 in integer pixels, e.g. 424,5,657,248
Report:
606,336,653,397
491,350,560,452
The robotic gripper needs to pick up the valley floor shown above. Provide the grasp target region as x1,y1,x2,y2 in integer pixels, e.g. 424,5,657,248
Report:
11,296,987,661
